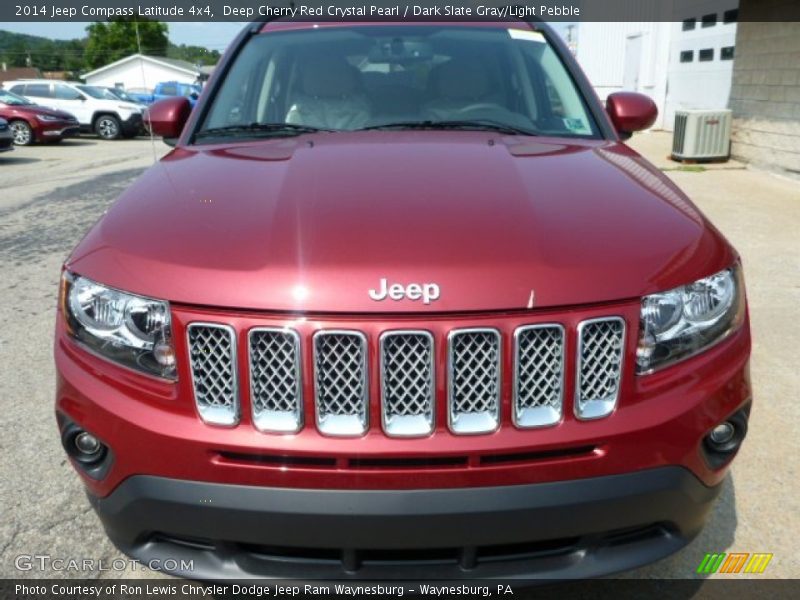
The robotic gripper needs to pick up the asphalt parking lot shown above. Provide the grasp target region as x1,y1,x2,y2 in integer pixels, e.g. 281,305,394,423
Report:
0,133,797,581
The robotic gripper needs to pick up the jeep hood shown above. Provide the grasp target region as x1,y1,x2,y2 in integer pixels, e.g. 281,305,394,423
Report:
68,132,734,313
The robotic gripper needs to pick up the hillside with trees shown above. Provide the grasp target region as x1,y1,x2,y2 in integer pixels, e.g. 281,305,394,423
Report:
0,19,220,77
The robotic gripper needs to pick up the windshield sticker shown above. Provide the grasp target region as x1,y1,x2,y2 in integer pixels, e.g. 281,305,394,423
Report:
563,118,587,133
508,29,546,43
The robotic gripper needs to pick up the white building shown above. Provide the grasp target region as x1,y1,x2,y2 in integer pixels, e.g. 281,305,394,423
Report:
577,1,738,130
81,54,200,93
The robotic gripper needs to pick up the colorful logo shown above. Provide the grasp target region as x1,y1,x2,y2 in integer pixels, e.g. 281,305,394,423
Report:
697,552,773,574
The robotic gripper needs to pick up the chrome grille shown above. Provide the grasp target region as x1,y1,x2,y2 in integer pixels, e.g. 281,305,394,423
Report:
514,325,564,428
448,329,501,434
576,317,625,420
248,328,302,433
187,323,238,426
314,331,368,436
380,331,434,437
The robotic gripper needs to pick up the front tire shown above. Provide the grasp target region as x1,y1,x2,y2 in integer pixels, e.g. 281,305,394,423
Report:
95,115,121,140
10,120,34,146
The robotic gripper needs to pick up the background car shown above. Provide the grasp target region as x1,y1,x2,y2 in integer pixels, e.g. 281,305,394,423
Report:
127,81,201,107
0,89,80,146
0,117,13,153
101,86,148,109
2,80,143,140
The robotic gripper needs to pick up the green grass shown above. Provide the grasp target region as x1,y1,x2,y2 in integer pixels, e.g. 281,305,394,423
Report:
661,165,708,173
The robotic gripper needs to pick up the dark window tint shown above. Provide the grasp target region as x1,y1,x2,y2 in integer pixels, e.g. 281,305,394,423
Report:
702,14,717,27
682,18,696,31
721,46,735,60
699,48,714,62
160,84,178,96
55,85,83,100
24,83,52,98
723,9,738,23
680,50,694,63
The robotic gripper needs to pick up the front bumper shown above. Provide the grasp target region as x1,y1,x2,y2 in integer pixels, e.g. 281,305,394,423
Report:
121,112,143,135
92,466,719,579
0,132,13,152
40,123,80,139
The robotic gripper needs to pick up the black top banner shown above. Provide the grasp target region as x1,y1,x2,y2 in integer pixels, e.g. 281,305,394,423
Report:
3,0,800,22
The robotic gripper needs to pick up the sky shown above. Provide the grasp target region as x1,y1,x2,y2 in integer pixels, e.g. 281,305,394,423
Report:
0,22,247,51
0,21,574,52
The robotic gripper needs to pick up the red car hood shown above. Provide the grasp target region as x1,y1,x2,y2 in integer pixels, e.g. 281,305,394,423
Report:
0,103,74,120
68,132,734,313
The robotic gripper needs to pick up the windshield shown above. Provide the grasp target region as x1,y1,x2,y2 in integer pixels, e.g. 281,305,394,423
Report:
199,25,598,140
0,89,34,106
104,88,136,102
76,85,108,100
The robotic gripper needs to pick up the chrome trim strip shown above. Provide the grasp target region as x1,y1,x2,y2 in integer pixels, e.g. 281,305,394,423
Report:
248,327,303,434
447,327,501,435
574,316,626,421
313,329,369,437
512,323,565,429
379,329,435,438
186,322,239,427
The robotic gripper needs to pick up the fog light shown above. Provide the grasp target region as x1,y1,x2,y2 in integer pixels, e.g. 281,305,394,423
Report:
64,428,107,465
702,406,749,469
709,422,735,445
74,432,101,456
58,416,113,480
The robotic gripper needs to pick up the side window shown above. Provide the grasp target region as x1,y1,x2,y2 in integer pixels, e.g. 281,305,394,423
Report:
25,83,52,98
680,50,694,63
160,84,178,96
55,85,83,101
9,84,26,95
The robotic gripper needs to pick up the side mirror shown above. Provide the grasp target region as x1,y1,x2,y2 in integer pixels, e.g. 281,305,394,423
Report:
606,92,658,139
146,97,191,145
190,92,199,101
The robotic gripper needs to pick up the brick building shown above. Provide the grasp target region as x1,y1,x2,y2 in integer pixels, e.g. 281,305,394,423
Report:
729,2,800,175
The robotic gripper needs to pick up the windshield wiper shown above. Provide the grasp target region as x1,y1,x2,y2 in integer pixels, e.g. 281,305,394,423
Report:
194,122,329,140
358,120,537,136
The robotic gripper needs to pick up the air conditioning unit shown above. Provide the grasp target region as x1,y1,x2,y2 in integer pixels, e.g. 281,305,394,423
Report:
672,109,732,161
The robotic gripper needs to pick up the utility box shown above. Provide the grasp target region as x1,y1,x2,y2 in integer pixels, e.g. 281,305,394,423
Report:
672,109,732,161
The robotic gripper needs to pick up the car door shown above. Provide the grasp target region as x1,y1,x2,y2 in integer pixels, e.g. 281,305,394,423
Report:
52,84,91,124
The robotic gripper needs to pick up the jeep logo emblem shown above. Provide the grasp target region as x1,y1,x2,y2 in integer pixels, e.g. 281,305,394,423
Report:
368,278,440,305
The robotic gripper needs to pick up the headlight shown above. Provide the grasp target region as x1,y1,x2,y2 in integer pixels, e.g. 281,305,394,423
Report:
36,114,60,122
637,264,746,374
61,272,176,380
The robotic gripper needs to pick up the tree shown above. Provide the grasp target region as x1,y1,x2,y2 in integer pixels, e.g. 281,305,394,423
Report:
84,18,169,70
167,43,221,67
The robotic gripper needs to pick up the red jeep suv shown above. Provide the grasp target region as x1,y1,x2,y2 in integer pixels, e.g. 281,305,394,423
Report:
55,20,751,580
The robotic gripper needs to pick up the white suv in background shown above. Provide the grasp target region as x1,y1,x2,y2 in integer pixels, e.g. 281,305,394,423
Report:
2,80,143,140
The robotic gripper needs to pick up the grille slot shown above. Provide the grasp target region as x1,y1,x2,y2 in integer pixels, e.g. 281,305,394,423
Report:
187,323,239,426
380,331,435,437
314,331,368,436
576,317,625,419
248,328,302,433
513,324,565,428
448,329,501,434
